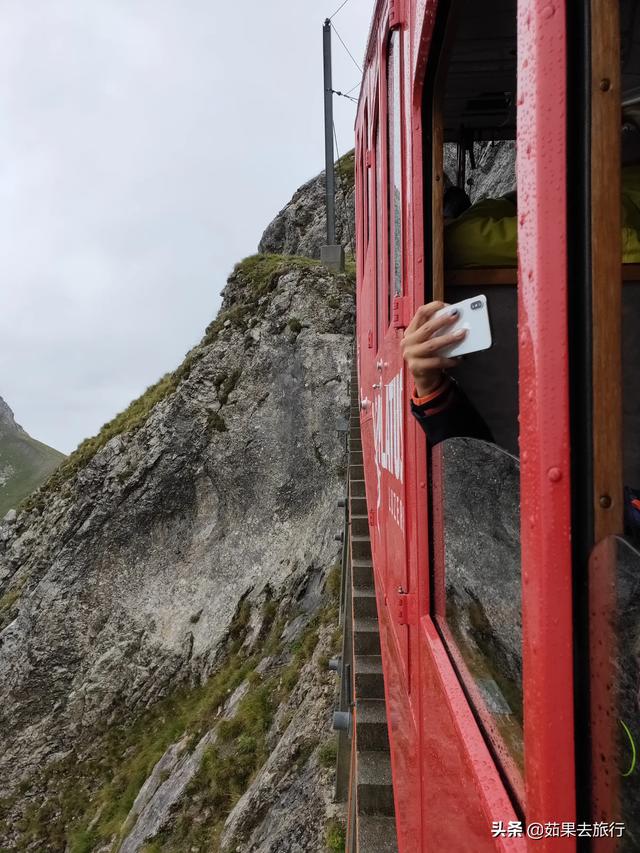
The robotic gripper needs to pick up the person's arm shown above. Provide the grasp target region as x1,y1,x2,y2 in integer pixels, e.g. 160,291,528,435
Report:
401,301,493,446
411,375,493,445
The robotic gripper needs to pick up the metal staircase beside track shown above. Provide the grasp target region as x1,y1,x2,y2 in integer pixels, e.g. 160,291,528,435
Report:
333,365,398,853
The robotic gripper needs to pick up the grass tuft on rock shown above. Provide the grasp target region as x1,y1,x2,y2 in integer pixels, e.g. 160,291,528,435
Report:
325,818,347,852
318,737,338,768
336,149,355,194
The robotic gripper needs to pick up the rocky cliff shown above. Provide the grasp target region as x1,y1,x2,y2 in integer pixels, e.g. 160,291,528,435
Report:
259,152,355,260
0,163,355,852
0,397,64,519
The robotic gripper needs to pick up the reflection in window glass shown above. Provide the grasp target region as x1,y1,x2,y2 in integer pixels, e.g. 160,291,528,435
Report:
590,537,640,849
438,438,523,772
363,108,369,248
387,30,402,307
376,118,384,343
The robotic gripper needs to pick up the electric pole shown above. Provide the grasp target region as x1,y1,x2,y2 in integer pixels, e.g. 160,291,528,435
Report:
321,19,345,272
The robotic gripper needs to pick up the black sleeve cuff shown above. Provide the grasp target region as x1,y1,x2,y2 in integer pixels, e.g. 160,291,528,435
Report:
410,377,494,446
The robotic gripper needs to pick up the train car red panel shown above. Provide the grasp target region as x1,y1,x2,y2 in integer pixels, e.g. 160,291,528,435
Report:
351,0,640,850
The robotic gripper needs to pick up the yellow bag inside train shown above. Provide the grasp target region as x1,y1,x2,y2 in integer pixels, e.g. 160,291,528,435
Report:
444,195,518,268
444,165,640,267
621,165,640,262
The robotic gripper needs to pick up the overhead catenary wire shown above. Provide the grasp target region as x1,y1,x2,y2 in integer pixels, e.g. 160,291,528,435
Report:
328,0,352,21
330,22,363,75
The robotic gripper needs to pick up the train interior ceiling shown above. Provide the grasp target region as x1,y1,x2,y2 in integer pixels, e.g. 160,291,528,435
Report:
430,0,640,481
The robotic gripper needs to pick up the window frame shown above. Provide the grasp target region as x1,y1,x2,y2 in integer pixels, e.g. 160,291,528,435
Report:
386,27,405,327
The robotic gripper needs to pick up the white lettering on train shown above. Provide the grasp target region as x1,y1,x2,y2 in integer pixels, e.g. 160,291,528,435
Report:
375,369,403,483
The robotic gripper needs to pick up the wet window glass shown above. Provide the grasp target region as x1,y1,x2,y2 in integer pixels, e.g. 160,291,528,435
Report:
590,536,640,849
387,30,402,307
363,108,369,248
435,438,523,778
376,117,384,346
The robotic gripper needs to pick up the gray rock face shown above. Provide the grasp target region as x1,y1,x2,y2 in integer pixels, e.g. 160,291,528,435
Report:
220,624,338,853
114,621,340,853
444,141,516,202
0,256,354,848
119,731,216,852
0,397,18,430
258,153,355,259
440,437,523,761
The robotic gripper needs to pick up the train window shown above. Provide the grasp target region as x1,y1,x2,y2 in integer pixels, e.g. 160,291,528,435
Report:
423,0,522,795
387,28,403,319
375,113,385,346
356,132,364,278
433,439,522,773
363,105,370,249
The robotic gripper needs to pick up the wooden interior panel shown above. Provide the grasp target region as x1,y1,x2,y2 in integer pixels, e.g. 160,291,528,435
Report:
591,0,623,540
445,268,518,286
444,265,640,287
622,263,640,280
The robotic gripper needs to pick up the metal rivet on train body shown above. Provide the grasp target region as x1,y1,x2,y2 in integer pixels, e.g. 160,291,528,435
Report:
600,78,611,92
548,467,562,482
541,4,555,18
599,494,612,509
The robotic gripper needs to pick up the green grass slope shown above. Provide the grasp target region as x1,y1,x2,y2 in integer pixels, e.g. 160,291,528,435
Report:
0,427,64,517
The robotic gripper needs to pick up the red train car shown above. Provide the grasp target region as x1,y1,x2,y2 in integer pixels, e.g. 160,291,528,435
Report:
348,0,640,849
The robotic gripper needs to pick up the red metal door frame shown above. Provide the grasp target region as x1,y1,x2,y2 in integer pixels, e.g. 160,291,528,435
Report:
516,2,576,841
356,0,578,849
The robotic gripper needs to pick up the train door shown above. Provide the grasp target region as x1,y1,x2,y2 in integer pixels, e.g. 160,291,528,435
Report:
411,0,571,847
420,0,526,851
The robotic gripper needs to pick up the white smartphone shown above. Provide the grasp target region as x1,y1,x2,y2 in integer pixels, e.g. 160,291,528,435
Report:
432,294,492,358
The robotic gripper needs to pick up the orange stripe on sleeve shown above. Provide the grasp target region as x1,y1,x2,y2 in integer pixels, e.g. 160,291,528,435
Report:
411,376,450,406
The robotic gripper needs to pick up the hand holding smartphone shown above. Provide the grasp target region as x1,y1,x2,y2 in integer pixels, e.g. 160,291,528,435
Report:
432,294,493,358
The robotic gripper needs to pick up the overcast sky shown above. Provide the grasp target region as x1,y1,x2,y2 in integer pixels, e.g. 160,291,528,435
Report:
0,0,370,453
